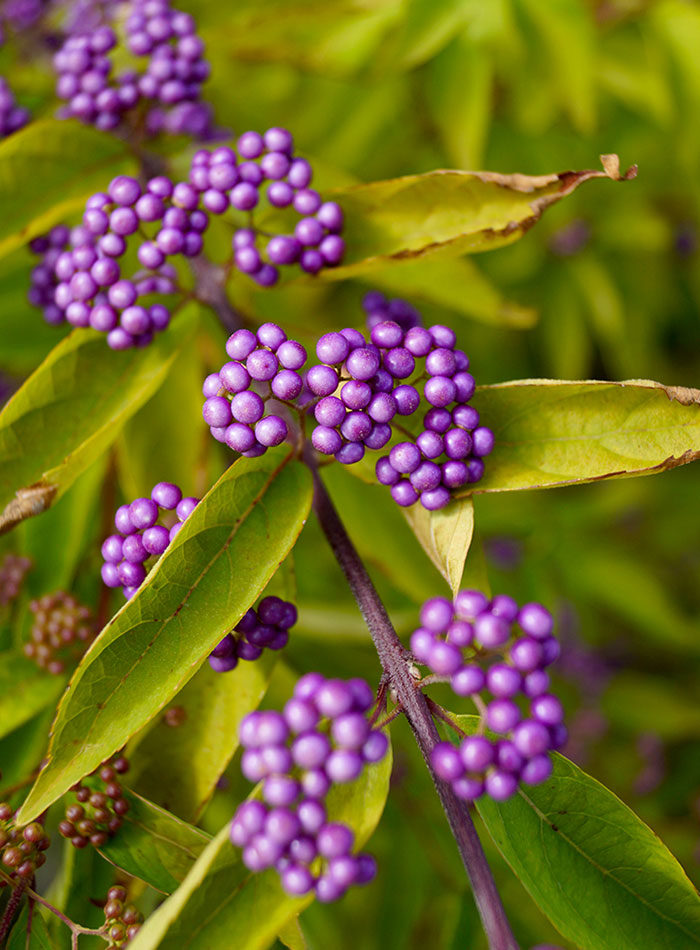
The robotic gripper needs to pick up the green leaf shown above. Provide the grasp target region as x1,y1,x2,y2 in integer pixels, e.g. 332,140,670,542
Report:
98,790,211,894
0,308,198,534
402,496,474,596
362,255,537,329
128,736,392,950
463,379,700,494
602,672,700,739
0,708,53,803
277,919,308,950
0,119,135,259
470,730,700,949
0,653,65,741
320,156,635,278
321,465,442,604
16,452,312,823
7,903,56,950
129,657,276,822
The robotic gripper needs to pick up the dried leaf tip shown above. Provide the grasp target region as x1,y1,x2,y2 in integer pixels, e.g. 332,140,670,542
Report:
600,154,638,181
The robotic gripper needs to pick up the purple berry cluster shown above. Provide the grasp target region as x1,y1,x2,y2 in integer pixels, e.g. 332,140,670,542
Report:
54,27,127,131
209,595,297,672
0,804,50,885
28,225,72,326
362,290,422,333
54,0,217,138
186,131,344,284
412,591,566,801
101,482,198,598
306,321,493,506
202,324,307,455
372,324,492,510
0,0,48,35
52,174,201,348
0,76,30,137
230,674,388,901
0,553,32,605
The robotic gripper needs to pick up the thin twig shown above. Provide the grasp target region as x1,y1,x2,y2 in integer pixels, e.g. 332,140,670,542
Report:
309,460,519,950
426,696,470,738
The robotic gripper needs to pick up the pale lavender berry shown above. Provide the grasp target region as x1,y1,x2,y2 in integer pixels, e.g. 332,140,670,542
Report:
129,497,159,530
518,603,553,640
328,855,360,889
431,742,464,782
325,749,364,783
486,699,522,734
409,463,441,496
109,176,141,206
444,428,472,460
512,720,551,758
315,679,354,718
364,425,391,451
317,823,354,858
362,730,389,763
531,694,564,727
460,735,494,772
101,535,123,563
392,385,420,416
283,698,319,734
389,443,421,474
292,732,331,770
420,597,453,632
277,340,307,369
306,364,339,396
319,235,345,264
391,481,419,507
230,800,267,846
203,396,232,428
301,769,331,799
265,808,301,846
246,348,278,381
346,347,380,381
176,497,198,521
231,391,264,424
472,427,495,457
520,755,553,785
335,443,364,465
142,525,170,556
474,613,511,649
271,369,303,400
451,665,486,696
487,664,522,698
312,427,343,455
416,430,444,459
509,637,544,673
446,620,473,647
420,487,451,511
122,533,148,563
316,202,343,231
219,362,250,393
117,560,146,588
315,875,345,903
523,670,550,698
376,458,400,486
316,332,350,365
100,564,119,590
261,151,290,180
293,189,321,215
288,158,312,188
231,183,259,211
425,376,457,408
485,770,518,801
281,864,315,896
114,504,134,534
496,741,525,774
452,776,485,801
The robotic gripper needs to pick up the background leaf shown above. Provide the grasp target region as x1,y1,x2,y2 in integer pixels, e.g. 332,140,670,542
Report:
7,903,56,950
0,119,135,259
319,157,635,278
128,657,277,822
0,308,199,532
16,452,312,823
97,790,211,894
0,654,65,741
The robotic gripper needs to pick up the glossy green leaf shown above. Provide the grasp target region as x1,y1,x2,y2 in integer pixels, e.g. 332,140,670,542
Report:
7,903,56,950
0,653,65,741
0,308,198,533
462,379,700,495
0,119,135,259
98,790,211,893
470,730,700,949
129,657,276,822
129,736,392,950
320,156,635,278
17,452,312,823
402,496,474,596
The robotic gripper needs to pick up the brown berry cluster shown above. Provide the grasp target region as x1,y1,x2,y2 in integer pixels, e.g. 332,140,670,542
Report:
59,755,130,848
103,885,143,947
24,591,97,674
0,554,32,606
0,802,50,885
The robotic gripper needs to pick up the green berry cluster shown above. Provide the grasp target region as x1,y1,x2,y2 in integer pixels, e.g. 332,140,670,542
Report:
58,755,130,848
0,802,50,884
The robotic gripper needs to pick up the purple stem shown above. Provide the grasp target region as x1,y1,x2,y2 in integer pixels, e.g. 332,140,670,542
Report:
310,464,519,950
